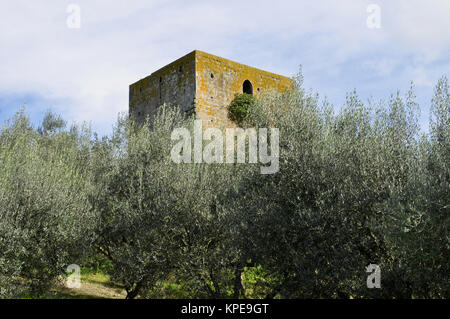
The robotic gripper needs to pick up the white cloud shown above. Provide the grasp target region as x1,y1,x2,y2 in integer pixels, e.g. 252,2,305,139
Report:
0,0,448,134
362,58,398,77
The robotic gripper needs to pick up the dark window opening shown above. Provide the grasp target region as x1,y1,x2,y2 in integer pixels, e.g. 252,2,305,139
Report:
179,66,183,73
243,80,253,95
211,73,214,79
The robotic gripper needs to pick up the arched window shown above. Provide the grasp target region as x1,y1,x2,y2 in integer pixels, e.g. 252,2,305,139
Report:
243,80,253,95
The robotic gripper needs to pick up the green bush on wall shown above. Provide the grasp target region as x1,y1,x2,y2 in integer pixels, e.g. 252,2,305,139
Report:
228,93,257,124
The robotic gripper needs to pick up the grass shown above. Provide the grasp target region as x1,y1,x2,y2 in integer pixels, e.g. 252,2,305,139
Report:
19,264,279,299
80,269,111,285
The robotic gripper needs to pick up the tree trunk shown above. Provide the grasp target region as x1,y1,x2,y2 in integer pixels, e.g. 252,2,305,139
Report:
125,280,144,299
233,266,245,298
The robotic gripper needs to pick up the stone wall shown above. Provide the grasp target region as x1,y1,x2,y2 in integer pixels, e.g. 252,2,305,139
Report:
129,50,294,127
195,50,294,128
129,51,196,124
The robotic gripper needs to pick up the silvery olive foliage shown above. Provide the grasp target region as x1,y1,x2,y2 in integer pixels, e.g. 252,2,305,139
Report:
0,73,448,299
93,106,254,298
237,75,448,298
374,77,449,298
0,111,98,297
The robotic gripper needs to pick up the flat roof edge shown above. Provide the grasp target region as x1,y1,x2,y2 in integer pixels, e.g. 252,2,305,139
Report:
194,50,293,81
130,50,293,87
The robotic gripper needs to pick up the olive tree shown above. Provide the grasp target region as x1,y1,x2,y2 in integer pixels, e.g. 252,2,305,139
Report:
234,74,436,298
93,106,251,298
0,111,97,297
376,77,449,298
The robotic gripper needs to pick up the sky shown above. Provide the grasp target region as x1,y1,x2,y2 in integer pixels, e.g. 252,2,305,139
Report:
0,0,449,136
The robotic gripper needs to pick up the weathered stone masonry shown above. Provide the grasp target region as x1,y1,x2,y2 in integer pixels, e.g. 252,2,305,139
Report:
129,50,294,127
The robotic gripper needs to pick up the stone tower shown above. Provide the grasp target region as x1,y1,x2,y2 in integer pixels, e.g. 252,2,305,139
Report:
129,50,294,127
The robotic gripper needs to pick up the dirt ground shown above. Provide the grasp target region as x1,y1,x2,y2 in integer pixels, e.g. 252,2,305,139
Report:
52,277,127,299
